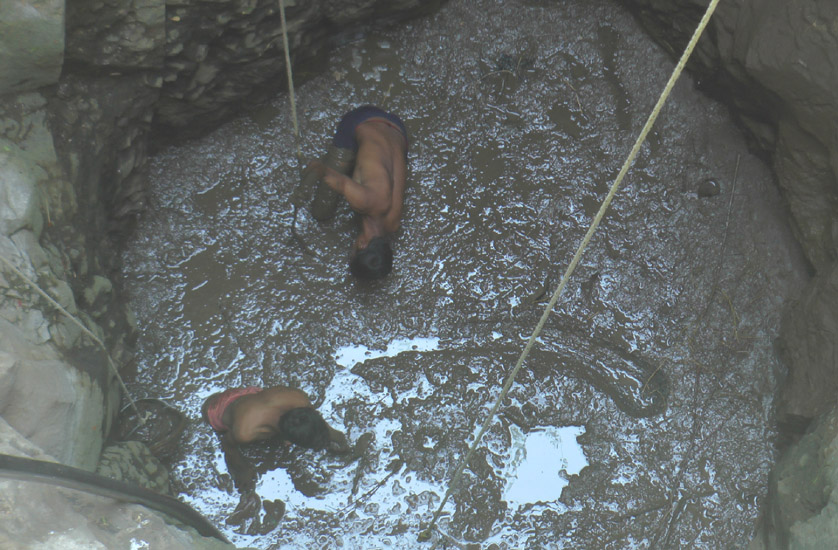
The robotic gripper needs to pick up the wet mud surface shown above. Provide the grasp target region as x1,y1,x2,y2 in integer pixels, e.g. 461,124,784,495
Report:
121,0,807,548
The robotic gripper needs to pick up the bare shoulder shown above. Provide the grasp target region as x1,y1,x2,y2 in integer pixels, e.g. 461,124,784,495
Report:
357,120,406,154
261,386,311,407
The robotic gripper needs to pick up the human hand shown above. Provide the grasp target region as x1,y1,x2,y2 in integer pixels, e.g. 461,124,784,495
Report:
289,181,309,209
327,427,352,455
294,160,327,209
260,498,285,533
226,490,286,535
226,489,261,529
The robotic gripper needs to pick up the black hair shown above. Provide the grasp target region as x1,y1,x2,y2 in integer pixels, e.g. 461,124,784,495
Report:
278,407,330,450
349,236,393,279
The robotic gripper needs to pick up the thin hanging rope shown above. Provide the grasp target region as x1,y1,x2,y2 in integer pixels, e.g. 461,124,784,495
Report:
278,0,319,254
279,0,302,163
0,253,144,422
418,0,722,541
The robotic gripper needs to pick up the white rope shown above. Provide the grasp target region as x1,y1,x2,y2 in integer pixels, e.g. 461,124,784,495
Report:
418,0,723,541
279,0,303,162
0,253,144,422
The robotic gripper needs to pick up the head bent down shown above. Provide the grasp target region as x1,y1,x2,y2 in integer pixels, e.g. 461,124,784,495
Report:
278,407,330,450
350,236,393,279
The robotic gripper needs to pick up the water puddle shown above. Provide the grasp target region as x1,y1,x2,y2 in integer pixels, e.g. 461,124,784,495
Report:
502,425,587,509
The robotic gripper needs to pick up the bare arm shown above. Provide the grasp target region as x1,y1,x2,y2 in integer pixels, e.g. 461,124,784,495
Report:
218,432,266,532
305,160,381,214
219,432,257,492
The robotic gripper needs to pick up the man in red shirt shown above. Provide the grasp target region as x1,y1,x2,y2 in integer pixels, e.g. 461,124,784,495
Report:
202,385,347,533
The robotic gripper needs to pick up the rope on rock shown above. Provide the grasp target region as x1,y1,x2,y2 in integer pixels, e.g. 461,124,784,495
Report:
277,0,322,256
0,253,145,423
418,0,722,541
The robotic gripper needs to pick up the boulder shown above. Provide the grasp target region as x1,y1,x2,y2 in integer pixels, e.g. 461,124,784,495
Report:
756,406,838,549
0,92,73,237
0,416,235,550
96,440,171,495
0,148,44,240
0,0,64,96
0,320,106,471
777,262,838,428
621,0,838,271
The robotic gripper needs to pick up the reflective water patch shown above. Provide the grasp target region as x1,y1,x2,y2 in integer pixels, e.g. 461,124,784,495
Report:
502,425,587,509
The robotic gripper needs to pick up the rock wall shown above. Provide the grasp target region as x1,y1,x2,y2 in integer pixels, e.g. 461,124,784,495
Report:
752,406,838,550
776,264,838,428
0,418,236,550
52,0,442,235
0,0,64,94
620,0,838,272
0,1,436,548
0,90,120,472
618,1,838,548
2,0,836,547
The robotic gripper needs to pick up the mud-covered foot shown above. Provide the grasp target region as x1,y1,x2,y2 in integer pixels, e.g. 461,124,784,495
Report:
259,498,285,534
350,432,374,460
227,489,261,532
228,490,285,535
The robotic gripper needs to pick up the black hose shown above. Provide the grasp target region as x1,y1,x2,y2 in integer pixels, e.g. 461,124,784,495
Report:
0,453,229,544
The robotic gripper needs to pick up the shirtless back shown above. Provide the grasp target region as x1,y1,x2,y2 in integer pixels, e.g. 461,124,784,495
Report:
222,387,311,444
201,385,346,532
304,105,408,279
346,119,407,248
